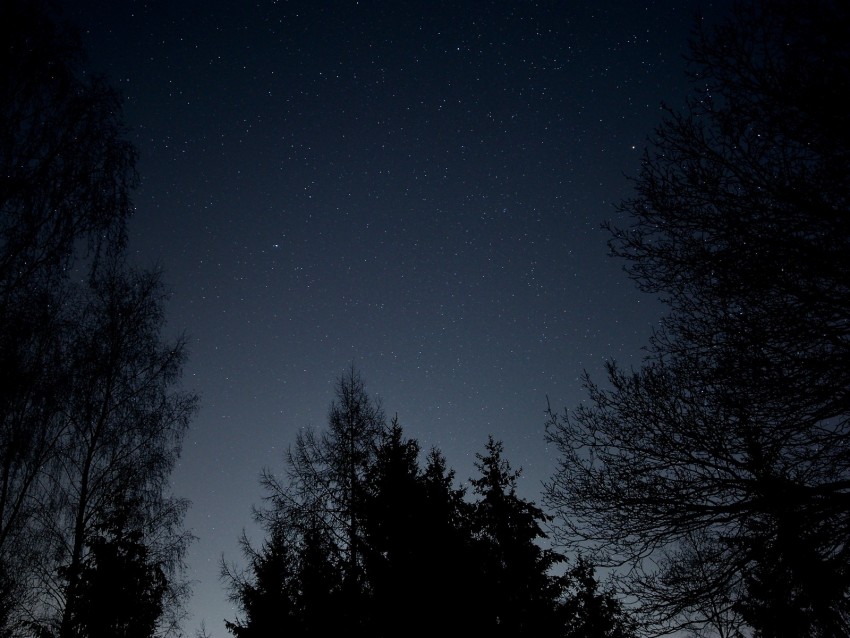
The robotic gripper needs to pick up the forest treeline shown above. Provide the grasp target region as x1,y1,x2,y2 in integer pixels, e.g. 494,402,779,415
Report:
220,366,633,638
2,0,849,637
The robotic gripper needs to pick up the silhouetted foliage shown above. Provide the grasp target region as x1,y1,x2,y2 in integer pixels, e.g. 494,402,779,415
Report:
225,369,628,637
1,1,136,621
65,497,169,638
733,510,850,638
360,418,430,634
294,518,346,637
544,1,850,636
470,436,568,637
561,558,636,638
0,3,197,635
25,262,196,638
0,0,133,291
226,367,384,635
361,419,484,636
269,364,384,626
223,528,300,638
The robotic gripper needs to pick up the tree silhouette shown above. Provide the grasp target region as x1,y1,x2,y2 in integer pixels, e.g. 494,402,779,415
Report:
734,509,850,638
227,370,633,637
544,1,850,635
360,418,427,634
1,1,137,621
24,262,197,638
421,446,491,632
231,366,384,634
561,557,636,638
470,436,566,637
0,0,133,292
64,497,168,638
361,419,484,636
294,517,346,636
282,364,384,595
1,4,197,633
223,527,300,638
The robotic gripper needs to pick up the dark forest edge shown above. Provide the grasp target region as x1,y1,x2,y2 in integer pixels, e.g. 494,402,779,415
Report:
0,1,197,637
543,0,850,636
221,365,634,638
3,0,849,637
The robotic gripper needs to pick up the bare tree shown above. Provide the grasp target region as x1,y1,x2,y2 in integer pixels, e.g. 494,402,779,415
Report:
0,0,134,292
1,4,197,635
25,263,197,638
259,365,385,610
0,0,136,621
545,2,850,636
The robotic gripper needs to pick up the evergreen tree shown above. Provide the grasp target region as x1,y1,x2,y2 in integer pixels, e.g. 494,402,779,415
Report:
223,527,300,638
227,366,384,635
361,419,485,635
470,436,566,636
228,372,639,637
360,418,425,634
224,510,346,638
294,517,345,637
417,447,481,634
561,558,636,638
65,498,168,638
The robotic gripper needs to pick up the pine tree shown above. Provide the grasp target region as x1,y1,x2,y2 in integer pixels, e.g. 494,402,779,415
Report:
294,517,345,637
65,498,168,638
227,366,384,635
223,527,300,638
471,436,566,636
360,418,426,635
561,557,636,638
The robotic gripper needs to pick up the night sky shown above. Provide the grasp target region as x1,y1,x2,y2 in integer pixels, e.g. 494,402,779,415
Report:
57,1,731,634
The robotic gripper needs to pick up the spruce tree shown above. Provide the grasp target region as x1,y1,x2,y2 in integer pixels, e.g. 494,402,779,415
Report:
471,436,566,637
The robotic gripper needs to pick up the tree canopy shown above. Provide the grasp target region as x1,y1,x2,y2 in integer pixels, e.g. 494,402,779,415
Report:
225,368,635,638
544,1,850,636
0,2,197,636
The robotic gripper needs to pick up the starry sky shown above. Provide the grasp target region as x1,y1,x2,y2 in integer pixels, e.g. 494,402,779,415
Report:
57,1,732,635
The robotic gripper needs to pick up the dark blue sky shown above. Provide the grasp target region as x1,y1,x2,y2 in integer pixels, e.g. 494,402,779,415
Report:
60,1,731,634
